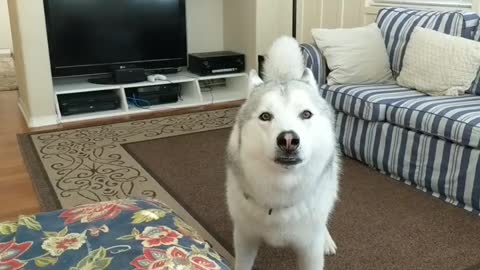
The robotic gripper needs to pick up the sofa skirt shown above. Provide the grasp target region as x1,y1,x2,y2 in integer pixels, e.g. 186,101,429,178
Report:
336,112,480,215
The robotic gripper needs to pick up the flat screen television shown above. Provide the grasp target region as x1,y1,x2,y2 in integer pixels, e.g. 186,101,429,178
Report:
43,0,187,78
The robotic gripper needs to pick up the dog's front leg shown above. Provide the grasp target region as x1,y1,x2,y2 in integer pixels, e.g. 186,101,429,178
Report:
234,228,260,270
295,234,325,270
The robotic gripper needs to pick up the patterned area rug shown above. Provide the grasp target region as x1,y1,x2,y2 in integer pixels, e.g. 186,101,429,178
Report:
0,56,17,91
18,108,237,210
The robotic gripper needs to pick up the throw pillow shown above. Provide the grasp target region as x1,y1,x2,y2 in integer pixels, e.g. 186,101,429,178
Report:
311,23,395,85
376,8,477,77
397,27,480,96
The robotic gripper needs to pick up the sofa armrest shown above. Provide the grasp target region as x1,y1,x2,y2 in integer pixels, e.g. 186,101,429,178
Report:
300,43,327,85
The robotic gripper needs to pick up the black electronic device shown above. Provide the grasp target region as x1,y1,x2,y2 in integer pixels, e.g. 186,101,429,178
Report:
188,51,245,76
113,68,147,84
58,91,120,116
88,68,147,85
126,84,181,106
43,0,187,78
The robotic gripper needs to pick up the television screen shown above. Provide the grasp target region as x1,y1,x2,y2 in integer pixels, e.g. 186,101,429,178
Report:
44,0,187,77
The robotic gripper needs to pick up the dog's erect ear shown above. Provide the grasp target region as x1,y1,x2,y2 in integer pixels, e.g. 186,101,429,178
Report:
248,70,264,95
301,68,317,88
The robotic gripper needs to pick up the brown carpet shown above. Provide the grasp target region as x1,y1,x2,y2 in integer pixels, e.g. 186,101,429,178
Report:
124,128,480,270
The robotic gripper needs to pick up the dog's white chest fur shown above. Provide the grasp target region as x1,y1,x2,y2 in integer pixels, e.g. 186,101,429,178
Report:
226,166,337,247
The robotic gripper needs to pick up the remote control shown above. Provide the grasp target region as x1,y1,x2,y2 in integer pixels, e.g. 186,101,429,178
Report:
147,74,167,82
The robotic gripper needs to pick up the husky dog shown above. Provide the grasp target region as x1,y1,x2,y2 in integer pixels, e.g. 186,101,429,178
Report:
225,36,340,270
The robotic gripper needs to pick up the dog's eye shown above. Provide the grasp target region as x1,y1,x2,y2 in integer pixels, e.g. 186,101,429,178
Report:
300,110,313,120
259,112,273,121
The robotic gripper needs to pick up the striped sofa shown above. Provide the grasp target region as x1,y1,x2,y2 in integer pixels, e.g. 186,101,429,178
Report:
301,7,480,215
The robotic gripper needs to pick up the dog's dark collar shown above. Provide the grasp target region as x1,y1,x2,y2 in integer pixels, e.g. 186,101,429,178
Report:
243,192,293,215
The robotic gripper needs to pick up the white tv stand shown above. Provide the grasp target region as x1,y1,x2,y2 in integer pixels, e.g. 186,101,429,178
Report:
52,71,248,123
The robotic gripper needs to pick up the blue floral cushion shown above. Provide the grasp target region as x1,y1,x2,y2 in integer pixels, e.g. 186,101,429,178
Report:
0,199,230,270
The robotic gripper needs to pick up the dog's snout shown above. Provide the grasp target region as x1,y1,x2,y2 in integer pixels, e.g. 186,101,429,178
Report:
277,131,300,152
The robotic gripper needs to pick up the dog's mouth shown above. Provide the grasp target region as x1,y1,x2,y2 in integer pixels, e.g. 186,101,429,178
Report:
274,156,303,167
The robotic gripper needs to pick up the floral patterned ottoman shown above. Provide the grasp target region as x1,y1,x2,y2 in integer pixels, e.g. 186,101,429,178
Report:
0,199,231,269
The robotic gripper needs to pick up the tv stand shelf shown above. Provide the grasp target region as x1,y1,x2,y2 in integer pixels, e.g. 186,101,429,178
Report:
53,71,247,123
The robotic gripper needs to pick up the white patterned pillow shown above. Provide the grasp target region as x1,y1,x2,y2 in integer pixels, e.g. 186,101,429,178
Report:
397,27,480,96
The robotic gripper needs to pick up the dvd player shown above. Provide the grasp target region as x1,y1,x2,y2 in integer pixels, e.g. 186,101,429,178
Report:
58,91,120,116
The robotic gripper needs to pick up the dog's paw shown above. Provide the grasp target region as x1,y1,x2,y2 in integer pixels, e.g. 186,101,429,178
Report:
324,241,337,255
324,233,337,255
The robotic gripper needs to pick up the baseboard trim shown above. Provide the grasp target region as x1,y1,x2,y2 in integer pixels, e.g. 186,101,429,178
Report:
0,49,12,57
29,115,59,128
18,98,58,128
17,98,30,125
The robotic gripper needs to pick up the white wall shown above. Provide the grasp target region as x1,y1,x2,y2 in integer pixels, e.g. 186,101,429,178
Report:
296,0,367,44
186,0,224,53
256,0,293,55
475,1,480,12
223,0,294,70
223,0,257,69
0,1,12,50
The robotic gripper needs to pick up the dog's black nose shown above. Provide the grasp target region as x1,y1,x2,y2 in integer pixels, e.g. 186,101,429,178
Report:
277,131,300,152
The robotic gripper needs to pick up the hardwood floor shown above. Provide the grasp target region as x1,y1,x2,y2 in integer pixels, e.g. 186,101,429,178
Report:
0,90,241,222
0,91,40,221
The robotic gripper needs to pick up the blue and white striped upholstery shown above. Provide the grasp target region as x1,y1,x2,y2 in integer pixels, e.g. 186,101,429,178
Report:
387,95,480,148
471,72,480,96
467,13,480,96
336,112,480,215
470,23,480,96
376,8,480,77
320,84,425,121
300,43,327,85
463,12,480,38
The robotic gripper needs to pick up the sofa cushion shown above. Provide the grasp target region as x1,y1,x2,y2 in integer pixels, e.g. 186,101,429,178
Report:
0,199,231,270
300,43,327,85
387,95,480,148
397,27,480,96
320,84,425,122
464,12,480,39
476,24,480,41
468,17,480,96
311,23,394,85
376,7,480,77
472,72,480,96
471,24,480,96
